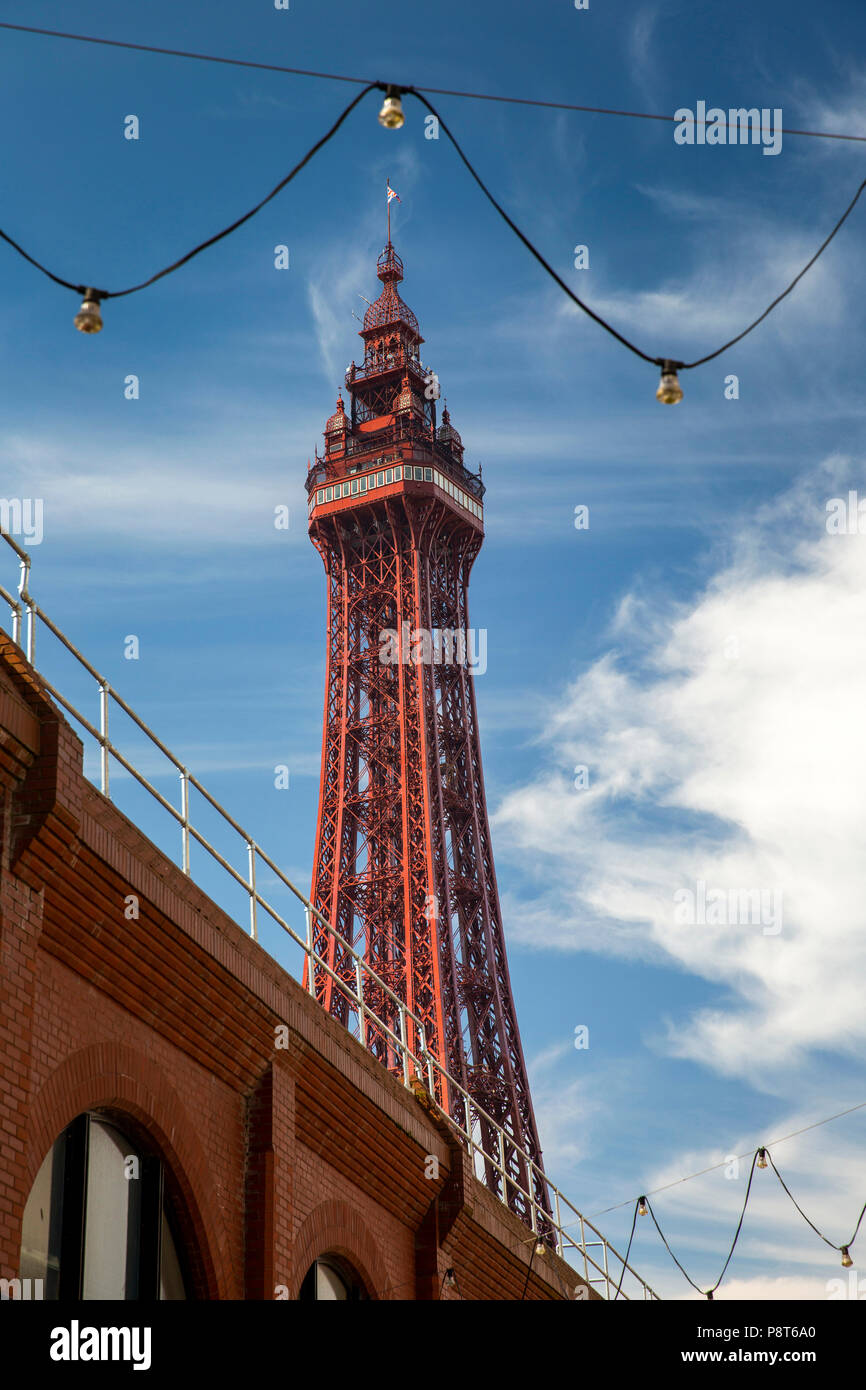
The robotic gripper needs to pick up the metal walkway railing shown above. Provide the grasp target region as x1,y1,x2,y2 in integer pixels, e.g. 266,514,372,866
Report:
0,528,659,1301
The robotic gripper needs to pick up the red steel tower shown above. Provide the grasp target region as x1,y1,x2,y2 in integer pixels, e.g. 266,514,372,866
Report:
305,240,547,1218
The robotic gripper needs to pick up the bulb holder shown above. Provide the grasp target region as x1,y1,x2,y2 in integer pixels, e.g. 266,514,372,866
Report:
757,1148,768,1169
74,290,103,334
638,1196,649,1216
841,1247,853,1268
378,87,405,130
656,360,683,404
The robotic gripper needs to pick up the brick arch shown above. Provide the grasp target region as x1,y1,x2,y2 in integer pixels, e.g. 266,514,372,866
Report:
25,1041,234,1299
292,1199,389,1300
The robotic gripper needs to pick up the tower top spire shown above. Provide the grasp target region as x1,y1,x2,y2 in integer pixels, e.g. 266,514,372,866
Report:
362,241,421,339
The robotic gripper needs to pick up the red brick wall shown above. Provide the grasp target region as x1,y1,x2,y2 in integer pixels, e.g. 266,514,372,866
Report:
0,636,588,1301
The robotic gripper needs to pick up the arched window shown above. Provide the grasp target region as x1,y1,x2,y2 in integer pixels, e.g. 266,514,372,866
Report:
18,1112,188,1300
298,1257,368,1301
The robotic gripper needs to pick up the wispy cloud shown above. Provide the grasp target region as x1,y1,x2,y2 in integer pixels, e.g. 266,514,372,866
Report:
626,4,663,104
494,457,866,1088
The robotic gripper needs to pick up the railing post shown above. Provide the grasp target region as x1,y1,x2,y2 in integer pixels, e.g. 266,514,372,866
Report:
554,1189,564,1259
498,1128,507,1204
179,771,190,874
99,683,110,796
304,908,317,998
463,1095,474,1168
17,556,34,663
247,841,257,940
354,957,366,1050
398,1004,410,1086
417,1024,436,1096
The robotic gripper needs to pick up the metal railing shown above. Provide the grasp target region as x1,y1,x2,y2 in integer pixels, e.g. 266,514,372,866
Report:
0,528,658,1301
308,418,485,502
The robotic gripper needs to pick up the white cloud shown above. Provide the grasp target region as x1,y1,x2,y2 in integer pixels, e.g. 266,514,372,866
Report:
0,428,313,549
626,5,662,103
494,459,866,1085
688,1274,842,1300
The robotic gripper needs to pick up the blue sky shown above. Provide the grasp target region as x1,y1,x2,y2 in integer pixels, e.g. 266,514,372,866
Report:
2,0,866,1300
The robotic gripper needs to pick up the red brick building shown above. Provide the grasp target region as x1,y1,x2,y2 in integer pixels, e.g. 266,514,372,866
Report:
0,632,591,1301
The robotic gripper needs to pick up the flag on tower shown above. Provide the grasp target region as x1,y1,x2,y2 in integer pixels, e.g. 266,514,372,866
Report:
387,185,401,204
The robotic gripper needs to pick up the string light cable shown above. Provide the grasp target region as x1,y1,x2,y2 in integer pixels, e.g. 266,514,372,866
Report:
402,87,866,393
1,21,865,144
0,69,860,399
646,1150,759,1299
0,80,380,325
590,1097,866,1218
618,1147,864,1299
766,1150,866,1269
613,1201,640,1301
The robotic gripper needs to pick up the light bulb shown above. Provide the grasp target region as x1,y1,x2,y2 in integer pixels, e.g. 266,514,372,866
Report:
378,87,405,130
534,1237,546,1257
444,1268,456,1285
638,1196,648,1216
74,290,103,334
841,1247,853,1268
656,361,683,404
757,1148,768,1169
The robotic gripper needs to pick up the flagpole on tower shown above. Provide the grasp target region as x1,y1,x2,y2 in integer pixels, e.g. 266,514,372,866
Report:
387,177,391,244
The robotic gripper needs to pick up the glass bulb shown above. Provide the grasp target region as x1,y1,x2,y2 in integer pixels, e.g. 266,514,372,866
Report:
656,362,683,404
757,1148,768,1169
841,1247,853,1268
74,291,103,334
638,1197,648,1216
534,1237,546,1257
378,90,405,130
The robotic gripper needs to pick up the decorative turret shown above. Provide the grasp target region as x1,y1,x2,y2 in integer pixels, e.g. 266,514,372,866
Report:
437,403,464,461
392,370,425,420
324,393,350,456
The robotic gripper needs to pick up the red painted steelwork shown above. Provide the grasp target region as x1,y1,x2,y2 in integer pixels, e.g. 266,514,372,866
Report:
304,243,548,1221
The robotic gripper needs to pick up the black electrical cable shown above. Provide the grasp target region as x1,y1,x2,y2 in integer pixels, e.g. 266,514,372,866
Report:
2,21,864,145
767,1151,866,1254
707,1151,759,1294
590,1099,866,1218
613,1201,639,1300
404,88,664,367
520,1241,538,1300
406,88,866,373
439,1267,460,1299
645,1149,758,1298
0,81,380,301
644,1196,704,1295
0,80,861,379
684,178,866,366
0,21,376,88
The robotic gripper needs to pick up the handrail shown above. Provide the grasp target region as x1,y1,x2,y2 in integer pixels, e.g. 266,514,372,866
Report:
308,418,485,501
0,529,659,1300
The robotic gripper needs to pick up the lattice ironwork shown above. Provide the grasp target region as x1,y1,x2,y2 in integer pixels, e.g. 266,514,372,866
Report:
306,242,549,1223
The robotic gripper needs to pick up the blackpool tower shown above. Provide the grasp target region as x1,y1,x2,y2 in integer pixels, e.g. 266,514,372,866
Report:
305,235,547,1219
